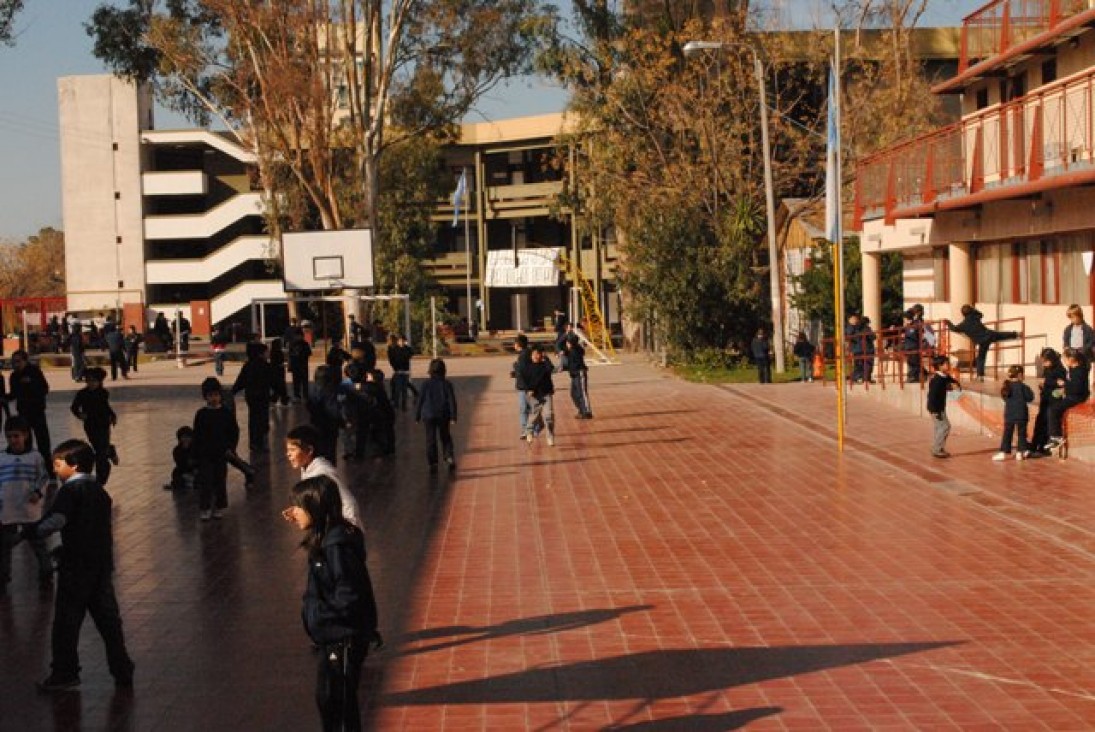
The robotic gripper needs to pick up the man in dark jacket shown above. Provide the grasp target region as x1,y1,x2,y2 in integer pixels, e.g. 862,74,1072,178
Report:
8,350,51,467
68,321,85,382
28,440,134,691
565,333,592,418
750,329,773,384
104,327,128,381
944,304,1020,381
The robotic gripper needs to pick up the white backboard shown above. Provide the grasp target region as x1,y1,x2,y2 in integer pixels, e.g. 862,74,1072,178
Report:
282,229,374,291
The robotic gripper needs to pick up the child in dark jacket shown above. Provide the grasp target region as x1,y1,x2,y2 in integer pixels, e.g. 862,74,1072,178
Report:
69,367,119,485
192,378,240,521
233,341,276,452
927,356,962,458
285,475,379,732
1046,348,1091,452
520,344,557,446
164,426,196,490
1031,348,1066,455
993,365,1035,461
944,304,1021,381
415,359,458,473
29,440,134,691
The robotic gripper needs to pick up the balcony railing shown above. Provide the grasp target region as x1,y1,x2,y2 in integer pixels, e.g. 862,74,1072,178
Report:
959,0,1090,72
856,65,1095,226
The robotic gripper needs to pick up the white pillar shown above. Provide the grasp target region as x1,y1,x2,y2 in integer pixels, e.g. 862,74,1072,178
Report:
948,241,972,316
861,251,882,329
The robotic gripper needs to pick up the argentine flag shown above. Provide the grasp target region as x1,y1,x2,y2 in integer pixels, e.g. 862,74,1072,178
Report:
452,168,468,228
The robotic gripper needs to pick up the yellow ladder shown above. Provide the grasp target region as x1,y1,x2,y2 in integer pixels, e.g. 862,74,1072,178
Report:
557,253,617,361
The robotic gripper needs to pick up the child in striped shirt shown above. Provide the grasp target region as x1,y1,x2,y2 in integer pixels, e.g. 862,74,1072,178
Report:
0,416,52,590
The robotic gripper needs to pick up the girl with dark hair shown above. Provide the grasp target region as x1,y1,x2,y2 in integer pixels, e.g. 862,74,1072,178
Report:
1031,348,1066,455
415,359,458,473
284,476,379,732
992,365,1034,461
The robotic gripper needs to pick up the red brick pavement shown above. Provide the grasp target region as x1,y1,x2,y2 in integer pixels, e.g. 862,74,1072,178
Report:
0,357,1092,730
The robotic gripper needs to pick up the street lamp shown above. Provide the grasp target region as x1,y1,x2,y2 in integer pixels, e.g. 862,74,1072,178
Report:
683,39,785,374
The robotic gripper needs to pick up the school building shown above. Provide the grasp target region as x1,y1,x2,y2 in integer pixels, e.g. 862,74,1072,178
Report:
856,0,1095,359
57,74,619,338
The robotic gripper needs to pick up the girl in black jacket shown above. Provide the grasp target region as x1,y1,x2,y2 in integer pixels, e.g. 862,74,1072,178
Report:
1031,348,1066,455
285,476,379,732
415,359,458,473
1046,348,1091,452
993,365,1034,461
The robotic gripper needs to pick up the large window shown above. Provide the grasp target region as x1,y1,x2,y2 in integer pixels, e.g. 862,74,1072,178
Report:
974,236,1092,305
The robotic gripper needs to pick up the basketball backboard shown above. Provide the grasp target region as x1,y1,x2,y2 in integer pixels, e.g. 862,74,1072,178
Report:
282,229,374,291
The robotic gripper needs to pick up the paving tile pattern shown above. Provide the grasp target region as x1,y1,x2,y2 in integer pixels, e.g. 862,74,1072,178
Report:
0,357,1092,730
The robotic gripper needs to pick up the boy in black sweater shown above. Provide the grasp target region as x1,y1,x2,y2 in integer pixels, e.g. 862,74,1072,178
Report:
70,367,119,485
193,378,240,521
927,355,962,458
29,439,134,691
232,342,276,452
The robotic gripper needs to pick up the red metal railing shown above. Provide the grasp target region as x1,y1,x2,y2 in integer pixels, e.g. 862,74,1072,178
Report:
856,66,1095,227
818,317,1027,388
959,0,1089,72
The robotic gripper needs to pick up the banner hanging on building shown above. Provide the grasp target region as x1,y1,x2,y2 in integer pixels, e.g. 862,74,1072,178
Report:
484,248,562,288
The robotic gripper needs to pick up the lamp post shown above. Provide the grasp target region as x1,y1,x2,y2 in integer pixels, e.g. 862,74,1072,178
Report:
683,40,785,374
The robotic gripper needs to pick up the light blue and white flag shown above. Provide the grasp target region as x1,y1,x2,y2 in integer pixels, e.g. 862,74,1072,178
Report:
451,168,468,228
825,57,841,246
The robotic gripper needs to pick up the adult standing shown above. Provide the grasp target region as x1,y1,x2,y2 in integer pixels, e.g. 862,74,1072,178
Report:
153,312,171,351
565,333,593,419
8,350,51,467
68,320,85,383
287,327,313,402
104,326,128,381
861,316,877,384
792,331,816,383
348,314,367,350
750,329,773,384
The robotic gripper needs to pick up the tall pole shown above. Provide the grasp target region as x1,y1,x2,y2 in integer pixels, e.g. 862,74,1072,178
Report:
430,296,438,359
757,55,785,374
463,166,473,325
834,28,847,430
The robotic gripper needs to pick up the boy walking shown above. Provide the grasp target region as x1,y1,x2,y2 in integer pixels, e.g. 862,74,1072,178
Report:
28,439,134,691
232,342,276,452
520,345,556,446
565,333,593,419
927,355,962,458
70,367,119,485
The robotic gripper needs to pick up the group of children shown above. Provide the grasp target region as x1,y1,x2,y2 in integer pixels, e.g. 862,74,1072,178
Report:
928,309,1093,460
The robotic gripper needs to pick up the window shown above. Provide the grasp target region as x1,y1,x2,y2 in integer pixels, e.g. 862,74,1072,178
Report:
976,87,989,110
1041,58,1057,85
932,247,949,301
974,238,1093,305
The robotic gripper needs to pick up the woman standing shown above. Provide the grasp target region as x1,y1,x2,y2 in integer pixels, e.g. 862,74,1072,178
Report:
284,476,379,732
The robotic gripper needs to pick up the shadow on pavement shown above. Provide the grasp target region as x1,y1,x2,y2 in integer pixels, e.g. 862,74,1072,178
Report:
381,642,960,707
605,706,783,731
396,605,653,657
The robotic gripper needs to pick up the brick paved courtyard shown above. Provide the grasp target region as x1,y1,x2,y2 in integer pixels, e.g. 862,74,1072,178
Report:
1,355,1092,730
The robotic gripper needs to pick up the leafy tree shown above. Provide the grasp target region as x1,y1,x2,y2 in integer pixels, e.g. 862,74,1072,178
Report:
0,0,23,45
544,2,944,360
790,237,904,337
0,227,66,298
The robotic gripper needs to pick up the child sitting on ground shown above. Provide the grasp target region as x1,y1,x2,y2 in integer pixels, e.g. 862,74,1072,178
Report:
993,365,1034,461
164,426,197,491
0,416,52,590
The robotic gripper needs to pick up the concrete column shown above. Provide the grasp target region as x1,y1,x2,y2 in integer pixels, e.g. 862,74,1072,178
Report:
861,251,882,328
948,242,972,315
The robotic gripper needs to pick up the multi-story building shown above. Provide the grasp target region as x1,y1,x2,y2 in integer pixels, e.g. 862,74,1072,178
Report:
856,0,1095,354
58,74,619,338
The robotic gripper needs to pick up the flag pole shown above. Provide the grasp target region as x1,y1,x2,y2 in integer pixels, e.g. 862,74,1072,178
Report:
829,26,847,450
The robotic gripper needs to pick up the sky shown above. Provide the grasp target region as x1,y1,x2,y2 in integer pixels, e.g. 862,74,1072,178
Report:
0,0,984,241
